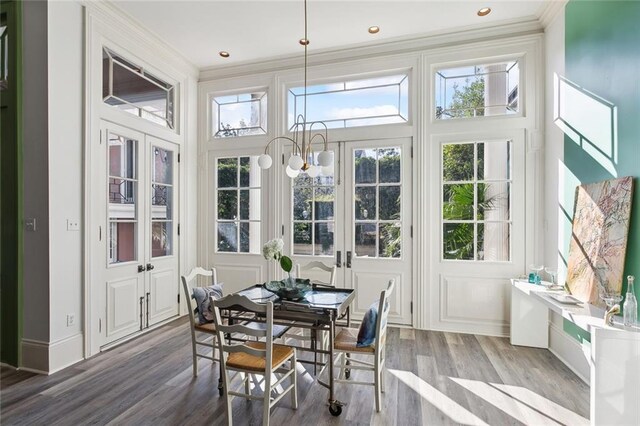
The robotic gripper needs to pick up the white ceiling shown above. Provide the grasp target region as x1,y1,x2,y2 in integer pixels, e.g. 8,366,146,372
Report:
113,0,550,69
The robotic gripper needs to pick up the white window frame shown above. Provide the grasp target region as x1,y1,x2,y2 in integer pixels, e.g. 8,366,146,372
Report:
210,89,268,139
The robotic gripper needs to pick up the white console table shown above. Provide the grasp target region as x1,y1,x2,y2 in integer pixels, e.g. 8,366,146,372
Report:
510,279,640,425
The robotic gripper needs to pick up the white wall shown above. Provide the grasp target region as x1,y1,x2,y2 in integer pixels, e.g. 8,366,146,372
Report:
47,0,85,370
543,7,591,383
21,0,51,372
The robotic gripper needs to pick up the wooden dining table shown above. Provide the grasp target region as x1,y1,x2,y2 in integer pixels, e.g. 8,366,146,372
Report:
224,283,356,416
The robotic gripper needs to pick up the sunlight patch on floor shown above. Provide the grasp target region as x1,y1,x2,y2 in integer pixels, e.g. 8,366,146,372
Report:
388,369,489,426
450,377,589,426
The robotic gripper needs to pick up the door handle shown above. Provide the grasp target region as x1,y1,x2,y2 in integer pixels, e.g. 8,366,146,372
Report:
336,251,342,268
138,265,146,273
146,292,150,328
346,251,352,268
146,263,154,271
139,297,144,330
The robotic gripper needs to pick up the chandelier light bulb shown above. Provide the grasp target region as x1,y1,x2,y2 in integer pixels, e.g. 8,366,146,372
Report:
288,154,304,171
257,153,273,169
285,165,301,178
306,165,321,177
317,150,333,167
321,165,333,176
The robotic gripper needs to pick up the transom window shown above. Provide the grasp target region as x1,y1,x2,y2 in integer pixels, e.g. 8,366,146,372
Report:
102,48,175,129
354,148,402,259
288,74,409,130
212,91,267,138
292,164,335,256
441,141,512,261
435,60,519,120
216,156,262,253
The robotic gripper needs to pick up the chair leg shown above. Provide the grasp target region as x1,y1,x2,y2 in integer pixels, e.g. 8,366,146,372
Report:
338,352,346,380
223,370,233,425
191,332,198,377
262,371,272,426
244,373,251,397
291,352,298,409
381,367,385,393
374,360,382,412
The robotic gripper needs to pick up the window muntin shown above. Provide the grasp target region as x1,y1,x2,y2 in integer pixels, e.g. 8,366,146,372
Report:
102,48,175,129
441,141,512,261
435,60,519,120
216,156,261,253
288,74,408,130
212,91,267,138
108,134,138,264
292,158,335,256
354,148,402,259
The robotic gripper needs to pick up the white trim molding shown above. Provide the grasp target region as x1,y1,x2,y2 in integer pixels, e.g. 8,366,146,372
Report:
20,334,83,375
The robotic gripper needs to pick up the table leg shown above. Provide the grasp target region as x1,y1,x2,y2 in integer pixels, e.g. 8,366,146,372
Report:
328,312,343,416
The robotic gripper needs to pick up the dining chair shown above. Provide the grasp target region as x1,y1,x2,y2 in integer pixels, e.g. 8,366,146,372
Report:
181,267,219,378
285,261,337,374
212,294,298,426
332,279,395,412
295,261,337,286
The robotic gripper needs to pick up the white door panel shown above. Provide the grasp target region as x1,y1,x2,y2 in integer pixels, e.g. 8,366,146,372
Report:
106,276,143,339
148,268,178,325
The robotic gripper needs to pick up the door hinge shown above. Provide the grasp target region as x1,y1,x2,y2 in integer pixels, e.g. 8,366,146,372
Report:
282,154,285,165
177,293,180,304
281,225,285,236
410,225,413,238
411,146,413,158
177,153,180,163
99,318,102,333
99,129,102,144
410,302,413,314
177,223,180,236
99,226,102,241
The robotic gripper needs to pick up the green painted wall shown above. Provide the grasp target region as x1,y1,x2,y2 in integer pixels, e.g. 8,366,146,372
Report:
562,0,640,338
0,0,23,367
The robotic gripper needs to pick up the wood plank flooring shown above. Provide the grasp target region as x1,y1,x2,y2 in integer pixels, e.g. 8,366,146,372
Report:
1,318,589,425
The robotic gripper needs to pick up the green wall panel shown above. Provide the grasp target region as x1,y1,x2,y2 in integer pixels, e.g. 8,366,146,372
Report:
563,0,640,339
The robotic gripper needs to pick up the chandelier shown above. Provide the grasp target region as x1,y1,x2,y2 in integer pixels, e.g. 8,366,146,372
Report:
257,0,333,178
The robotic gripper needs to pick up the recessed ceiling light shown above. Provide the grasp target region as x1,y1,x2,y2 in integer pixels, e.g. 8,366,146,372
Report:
368,26,380,34
299,38,310,46
219,51,230,58
477,7,492,17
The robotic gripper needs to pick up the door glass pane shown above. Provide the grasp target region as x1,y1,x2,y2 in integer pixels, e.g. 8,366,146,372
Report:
443,184,474,220
218,222,238,252
443,223,474,260
217,158,237,188
477,222,510,261
314,223,334,256
442,143,474,182
293,187,313,220
354,149,377,183
355,223,376,257
379,223,401,258
151,145,174,258
378,148,401,183
314,187,334,220
355,186,376,220
217,190,238,220
293,222,312,255
379,186,400,220
108,134,138,264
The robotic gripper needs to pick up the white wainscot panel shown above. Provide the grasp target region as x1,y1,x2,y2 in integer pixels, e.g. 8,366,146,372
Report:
216,263,263,295
352,271,403,321
107,277,139,336
150,268,178,320
440,275,511,335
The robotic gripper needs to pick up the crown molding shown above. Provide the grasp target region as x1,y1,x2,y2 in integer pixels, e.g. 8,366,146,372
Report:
537,0,568,29
81,0,199,78
199,17,543,82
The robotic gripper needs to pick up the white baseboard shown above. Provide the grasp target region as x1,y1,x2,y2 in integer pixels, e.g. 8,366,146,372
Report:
49,333,84,373
549,321,590,384
21,334,84,375
430,322,509,338
21,338,49,373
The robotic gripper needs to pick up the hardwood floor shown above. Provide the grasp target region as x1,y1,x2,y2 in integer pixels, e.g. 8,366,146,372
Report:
1,318,589,425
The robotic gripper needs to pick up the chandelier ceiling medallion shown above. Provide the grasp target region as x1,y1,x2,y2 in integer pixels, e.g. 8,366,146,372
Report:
257,0,333,178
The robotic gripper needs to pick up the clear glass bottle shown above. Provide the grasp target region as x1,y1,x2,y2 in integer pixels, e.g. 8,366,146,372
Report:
623,275,637,327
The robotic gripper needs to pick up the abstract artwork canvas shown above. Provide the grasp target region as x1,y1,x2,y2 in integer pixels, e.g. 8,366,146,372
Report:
566,176,634,307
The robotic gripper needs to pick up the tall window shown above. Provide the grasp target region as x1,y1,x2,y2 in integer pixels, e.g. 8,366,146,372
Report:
441,140,511,261
108,134,137,264
288,74,409,129
435,60,519,120
354,148,402,259
102,48,175,129
292,164,335,256
216,156,261,253
212,91,267,138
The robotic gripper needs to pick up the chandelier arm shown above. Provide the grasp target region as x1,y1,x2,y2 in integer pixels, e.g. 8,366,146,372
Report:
309,121,329,151
309,133,326,151
262,136,301,155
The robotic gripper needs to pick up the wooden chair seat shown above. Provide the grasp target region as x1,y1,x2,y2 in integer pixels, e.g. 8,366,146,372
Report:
226,342,294,372
334,327,375,353
194,322,217,333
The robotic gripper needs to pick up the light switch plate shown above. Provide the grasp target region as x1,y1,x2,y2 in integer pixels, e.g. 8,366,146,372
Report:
67,219,80,231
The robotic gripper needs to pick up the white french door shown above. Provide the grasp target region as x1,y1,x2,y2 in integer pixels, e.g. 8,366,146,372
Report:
286,138,413,325
96,121,180,347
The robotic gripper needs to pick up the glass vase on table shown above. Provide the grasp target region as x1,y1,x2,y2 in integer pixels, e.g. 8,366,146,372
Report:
623,275,637,328
600,283,623,327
